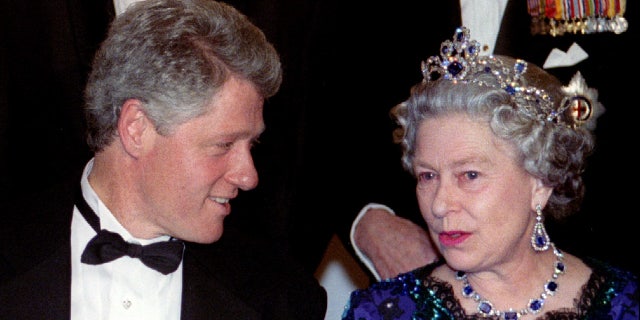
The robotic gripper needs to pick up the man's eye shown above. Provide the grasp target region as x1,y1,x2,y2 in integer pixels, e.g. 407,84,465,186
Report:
218,142,234,150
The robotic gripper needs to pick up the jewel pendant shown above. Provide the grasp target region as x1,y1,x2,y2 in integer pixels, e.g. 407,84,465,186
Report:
531,221,550,251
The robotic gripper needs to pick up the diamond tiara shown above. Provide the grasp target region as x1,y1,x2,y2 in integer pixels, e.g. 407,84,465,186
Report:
421,27,603,129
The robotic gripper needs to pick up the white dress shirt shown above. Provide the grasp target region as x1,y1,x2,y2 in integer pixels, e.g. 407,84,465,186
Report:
70,159,183,320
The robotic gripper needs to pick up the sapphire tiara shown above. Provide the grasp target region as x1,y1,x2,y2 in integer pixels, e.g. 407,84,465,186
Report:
421,27,603,129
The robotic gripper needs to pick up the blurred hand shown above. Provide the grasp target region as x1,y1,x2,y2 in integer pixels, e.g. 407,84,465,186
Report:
353,208,439,280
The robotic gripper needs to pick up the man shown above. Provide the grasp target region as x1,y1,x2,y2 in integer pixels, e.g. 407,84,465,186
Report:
0,1,326,319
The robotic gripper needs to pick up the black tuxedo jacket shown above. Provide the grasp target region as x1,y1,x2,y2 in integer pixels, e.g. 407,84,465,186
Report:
0,168,327,319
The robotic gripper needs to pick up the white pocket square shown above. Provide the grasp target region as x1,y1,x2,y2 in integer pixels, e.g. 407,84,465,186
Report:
543,42,589,69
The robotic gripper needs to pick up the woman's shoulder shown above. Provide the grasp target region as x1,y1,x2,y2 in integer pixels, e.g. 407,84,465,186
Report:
342,261,458,320
578,257,638,319
581,256,638,294
584,257,637,280
341,269,423,320
345,266,429,305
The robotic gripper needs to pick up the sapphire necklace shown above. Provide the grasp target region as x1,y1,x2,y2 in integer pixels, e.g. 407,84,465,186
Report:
454,243,566,320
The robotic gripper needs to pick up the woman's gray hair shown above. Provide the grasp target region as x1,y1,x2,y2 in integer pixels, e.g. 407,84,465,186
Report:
392,59,596,220
84,0,282,152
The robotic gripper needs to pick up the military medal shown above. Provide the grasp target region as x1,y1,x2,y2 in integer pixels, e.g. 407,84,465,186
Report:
528,0,627,36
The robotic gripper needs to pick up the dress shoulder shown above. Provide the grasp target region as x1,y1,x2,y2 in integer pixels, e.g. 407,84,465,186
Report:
341,261,456,320
578,257,638,319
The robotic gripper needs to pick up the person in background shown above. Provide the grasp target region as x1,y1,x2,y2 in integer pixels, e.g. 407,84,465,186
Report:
0,0,326,318
342,27,638,320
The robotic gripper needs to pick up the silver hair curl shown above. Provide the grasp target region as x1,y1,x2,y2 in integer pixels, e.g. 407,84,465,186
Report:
84,0,282,152
391,59,598,219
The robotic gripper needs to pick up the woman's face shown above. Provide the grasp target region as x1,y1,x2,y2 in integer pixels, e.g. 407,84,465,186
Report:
412,113,547,272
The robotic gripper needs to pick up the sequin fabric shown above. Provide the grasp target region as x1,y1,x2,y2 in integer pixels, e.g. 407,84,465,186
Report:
341,258,638,320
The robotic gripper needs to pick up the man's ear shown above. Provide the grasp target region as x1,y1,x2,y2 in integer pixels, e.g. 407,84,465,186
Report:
117,99,151,158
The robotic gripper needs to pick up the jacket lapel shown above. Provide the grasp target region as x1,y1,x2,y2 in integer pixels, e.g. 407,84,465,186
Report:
0,237,72,319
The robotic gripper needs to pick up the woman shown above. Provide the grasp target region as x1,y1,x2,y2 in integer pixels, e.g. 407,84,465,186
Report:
342,27,638,320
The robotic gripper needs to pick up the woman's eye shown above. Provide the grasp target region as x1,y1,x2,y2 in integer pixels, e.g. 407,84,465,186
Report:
418,172,436,182
464,171,479,180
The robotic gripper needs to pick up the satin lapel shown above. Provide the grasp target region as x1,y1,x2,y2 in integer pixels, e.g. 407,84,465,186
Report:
0,166,80,317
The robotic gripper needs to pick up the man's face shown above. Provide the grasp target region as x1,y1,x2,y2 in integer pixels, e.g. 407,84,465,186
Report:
138,76,264,243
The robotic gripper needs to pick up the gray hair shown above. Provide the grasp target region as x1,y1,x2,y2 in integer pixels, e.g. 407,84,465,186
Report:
84,0,282,152
392,59,596,219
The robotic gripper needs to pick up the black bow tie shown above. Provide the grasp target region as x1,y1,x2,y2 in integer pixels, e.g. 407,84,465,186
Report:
76,184,185,275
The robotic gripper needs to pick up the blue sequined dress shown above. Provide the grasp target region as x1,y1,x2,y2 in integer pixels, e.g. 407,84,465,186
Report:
341,258,638,320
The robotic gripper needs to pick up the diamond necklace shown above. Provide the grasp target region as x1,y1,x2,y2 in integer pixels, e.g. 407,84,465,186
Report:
454,243,565,320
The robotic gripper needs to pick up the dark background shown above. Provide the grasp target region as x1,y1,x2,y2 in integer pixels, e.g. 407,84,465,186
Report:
1,0,638,279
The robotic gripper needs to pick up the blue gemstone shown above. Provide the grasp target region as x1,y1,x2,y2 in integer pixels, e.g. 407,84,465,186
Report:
463,284,474,296
557,262,565,272
504,311,519,320
479,302,492,314
448,62,463,76
536,235,546,247
547,281,558,292
530,299,543,311
505,85,516,95
515,62,526,73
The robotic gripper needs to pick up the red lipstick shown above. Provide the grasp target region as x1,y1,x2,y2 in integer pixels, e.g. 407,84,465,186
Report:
438,231,470,246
